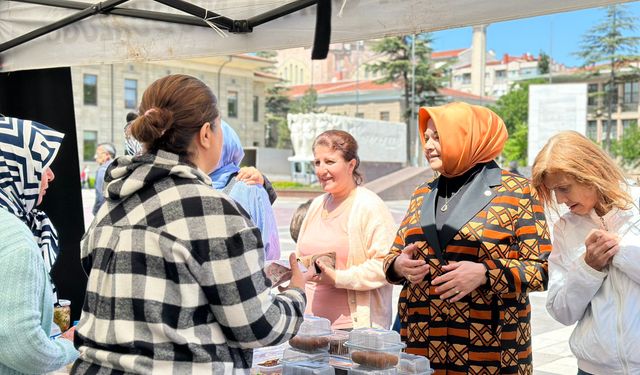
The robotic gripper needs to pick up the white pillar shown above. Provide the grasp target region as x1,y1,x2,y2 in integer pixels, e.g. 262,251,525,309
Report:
471,25,487,97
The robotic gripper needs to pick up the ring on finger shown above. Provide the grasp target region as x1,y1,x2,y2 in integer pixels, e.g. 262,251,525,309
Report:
455,290,461,294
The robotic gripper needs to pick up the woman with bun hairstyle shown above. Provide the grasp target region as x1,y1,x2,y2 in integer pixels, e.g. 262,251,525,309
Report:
72,74,306,374
383,102,551,374
531,131,640,375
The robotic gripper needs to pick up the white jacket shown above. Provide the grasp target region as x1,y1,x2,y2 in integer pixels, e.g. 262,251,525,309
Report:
546,190,640,375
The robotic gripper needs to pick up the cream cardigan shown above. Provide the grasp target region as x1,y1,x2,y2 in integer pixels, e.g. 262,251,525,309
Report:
296,186,396,329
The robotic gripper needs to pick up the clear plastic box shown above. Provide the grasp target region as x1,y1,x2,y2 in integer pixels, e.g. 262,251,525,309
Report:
328,330,350,357
282,348,330,364
344,328,406,370
397,353,433,374
348,365,398,374
288,316,333,352
282,361,335,375
255,362,283,375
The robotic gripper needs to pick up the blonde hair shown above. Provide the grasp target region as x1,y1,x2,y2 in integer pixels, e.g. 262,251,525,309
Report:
531,130,632,213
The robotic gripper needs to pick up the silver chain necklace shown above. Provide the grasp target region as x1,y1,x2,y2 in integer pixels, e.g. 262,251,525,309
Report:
440,170,479,212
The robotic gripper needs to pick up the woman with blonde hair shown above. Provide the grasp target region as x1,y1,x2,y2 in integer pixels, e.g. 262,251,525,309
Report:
384,102,551,374
531,130,640,375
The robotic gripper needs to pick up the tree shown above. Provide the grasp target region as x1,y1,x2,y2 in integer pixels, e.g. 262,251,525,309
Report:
289,87,321,114
575,4,640,153
538,51,550,75
367,34,442,164
264,84,291,148
502,121,528,166
611,121,640,167
489,78,546,164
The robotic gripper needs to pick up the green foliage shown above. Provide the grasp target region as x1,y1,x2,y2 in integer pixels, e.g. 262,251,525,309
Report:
538,51,550,75
367,34,443,122
502,121,528,165
488,79,545,134
264,84,291,148
611,122,640,166
271,181,321,190
574,4,640,152
290,87,321,114
575,5,639,67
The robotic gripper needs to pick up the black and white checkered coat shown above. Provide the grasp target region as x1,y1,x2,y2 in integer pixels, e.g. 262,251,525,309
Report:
72,151,305,374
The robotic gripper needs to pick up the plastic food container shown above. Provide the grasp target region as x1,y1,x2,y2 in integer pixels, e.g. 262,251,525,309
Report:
288,316,333,352
282,361,335,375
282,348,330,364
397,353,433,374
328,330,350,357
348,365,398,374
255,361,283,375
344,328,406,370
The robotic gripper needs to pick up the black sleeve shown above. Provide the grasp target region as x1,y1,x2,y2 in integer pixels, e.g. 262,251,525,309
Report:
262,174,278,205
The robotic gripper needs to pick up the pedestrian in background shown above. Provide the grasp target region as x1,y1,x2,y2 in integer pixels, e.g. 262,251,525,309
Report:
91,142,115,215
532,131,640,375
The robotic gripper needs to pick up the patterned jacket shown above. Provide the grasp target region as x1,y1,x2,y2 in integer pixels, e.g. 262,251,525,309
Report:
383,161,551,375
72,151,305,374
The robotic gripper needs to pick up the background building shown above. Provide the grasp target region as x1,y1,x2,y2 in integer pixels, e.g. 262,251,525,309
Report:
72,54,278,170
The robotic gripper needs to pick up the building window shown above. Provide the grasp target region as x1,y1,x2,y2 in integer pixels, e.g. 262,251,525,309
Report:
83,74,97,105
124,79,137,109
462,73,471,85
379,111,390,121
83,130,98,161
228,91,238,118
622,119,637,135
587,83,598,106
623,81,639,111
602,120,618,140
355,112,364,118
253,95,259,122
495,70,506,82
604,82,618,105
586,120,597,140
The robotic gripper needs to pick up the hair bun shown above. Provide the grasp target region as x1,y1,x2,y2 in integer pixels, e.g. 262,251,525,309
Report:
130,107,174,145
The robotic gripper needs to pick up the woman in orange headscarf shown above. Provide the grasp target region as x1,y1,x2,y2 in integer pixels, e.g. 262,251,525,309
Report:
383,102,551,374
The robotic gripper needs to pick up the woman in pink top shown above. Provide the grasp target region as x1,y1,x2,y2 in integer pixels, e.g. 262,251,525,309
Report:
296,130,396,330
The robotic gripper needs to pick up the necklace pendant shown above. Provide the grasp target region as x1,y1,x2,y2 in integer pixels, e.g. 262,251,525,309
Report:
440,203,448,212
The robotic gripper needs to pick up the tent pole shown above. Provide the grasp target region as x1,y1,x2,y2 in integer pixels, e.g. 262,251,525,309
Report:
0,0,130,53
248,0,317,28
12,0,210,28
153,0,235,30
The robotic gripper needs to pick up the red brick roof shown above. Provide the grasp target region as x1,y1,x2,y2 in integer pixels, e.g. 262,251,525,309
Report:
286,80,493,101
286,80,399,97
431,48,466,59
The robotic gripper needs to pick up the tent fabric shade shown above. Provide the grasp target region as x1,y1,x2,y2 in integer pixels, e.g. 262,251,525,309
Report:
0,0,634,72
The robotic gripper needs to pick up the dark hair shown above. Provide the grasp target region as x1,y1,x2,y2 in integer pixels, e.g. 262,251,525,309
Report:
126,112,138,123
312,130,363,185
289,199,313,243
130,74,219,159
97,142,116,158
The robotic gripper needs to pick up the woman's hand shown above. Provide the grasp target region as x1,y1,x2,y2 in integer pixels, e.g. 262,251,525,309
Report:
392,243,430,285
237,166,265,186
312,258,337,285
60,326,76,342
432,261,487,302
282,253,306,292
584,229,619,271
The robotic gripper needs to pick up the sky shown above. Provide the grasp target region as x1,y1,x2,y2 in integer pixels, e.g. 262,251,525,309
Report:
430,1,640,68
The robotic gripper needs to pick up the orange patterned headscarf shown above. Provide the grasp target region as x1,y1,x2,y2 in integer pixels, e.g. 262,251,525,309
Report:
418,102,508,177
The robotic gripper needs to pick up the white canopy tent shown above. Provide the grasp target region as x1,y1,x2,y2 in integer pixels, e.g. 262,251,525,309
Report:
0,0,634,72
